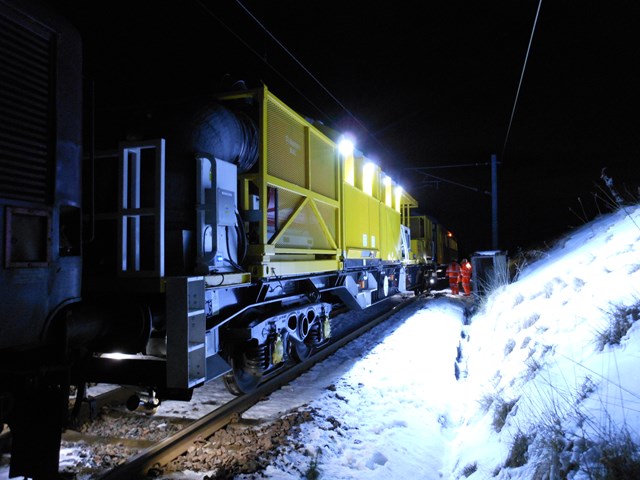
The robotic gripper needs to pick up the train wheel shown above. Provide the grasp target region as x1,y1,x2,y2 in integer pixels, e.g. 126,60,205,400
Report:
291,322,324,362
223,357,263,395
291,340,313,362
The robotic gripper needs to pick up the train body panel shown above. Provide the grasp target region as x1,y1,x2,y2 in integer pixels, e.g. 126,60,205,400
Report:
343,182,380,262
380,203,402,261
0,0,83,351
228,88,343,278
0,1,87,477
410,214,459,265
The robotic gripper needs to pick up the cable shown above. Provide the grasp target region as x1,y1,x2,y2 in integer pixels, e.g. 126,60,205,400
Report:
235,210,248,263
225,225,244,272
501,0,543,162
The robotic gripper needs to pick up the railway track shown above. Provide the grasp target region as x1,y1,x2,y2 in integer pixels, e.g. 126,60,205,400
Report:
5,293,422,479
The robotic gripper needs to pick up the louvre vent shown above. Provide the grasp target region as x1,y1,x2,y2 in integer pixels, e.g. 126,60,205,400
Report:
0,9,54,205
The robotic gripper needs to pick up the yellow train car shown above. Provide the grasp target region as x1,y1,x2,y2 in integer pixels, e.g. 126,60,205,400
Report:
220,86,418,281
409,213,459,290
341,149,417,266
410,214,458,265
0,2,446,474
73,84,431,426
217,87,342,278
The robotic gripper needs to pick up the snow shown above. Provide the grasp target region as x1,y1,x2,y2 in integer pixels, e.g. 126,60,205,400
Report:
236,297,467,480
228,203,640,479
2,203,640,479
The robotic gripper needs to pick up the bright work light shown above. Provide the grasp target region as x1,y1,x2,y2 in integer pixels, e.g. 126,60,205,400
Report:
338,137,354,157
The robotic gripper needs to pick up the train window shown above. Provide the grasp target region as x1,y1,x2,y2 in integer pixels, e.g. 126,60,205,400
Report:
4,206,51,268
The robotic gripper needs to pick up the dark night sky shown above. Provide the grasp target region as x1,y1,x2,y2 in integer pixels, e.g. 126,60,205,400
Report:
47,1,640,257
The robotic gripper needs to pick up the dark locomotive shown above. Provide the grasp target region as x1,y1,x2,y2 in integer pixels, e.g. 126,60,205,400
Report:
0,1,458,477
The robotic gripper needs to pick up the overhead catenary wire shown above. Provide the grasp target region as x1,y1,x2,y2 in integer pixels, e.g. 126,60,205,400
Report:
232,0,372,136
196,0,387,157
414,171,492,196
501,0,543,162
193,0,332,121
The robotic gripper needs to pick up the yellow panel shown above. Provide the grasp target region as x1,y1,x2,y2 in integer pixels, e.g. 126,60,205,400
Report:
409,215,436,262
233,87,345,277
343,183,370,250
269,188,337,251
362,162,376,196
276,199,330,249
410,238,424,261
270,188,301,240
379,204,401,261
368,195,380,249
315,200,337,241
417,216,430,262
344,154,354,186
394,186,403,212
309,131,338,200
354,155,365,191
266,97,306,187
383,176,392,207
260,259,340,277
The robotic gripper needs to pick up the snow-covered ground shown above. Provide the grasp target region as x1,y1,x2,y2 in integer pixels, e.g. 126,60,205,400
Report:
249,202,640,479
236,295,470,480
2,203,639,480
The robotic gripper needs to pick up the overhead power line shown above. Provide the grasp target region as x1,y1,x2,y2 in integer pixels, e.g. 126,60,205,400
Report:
197,0,387,156
501,0,543,162
194,0,331,121
233,1,369,132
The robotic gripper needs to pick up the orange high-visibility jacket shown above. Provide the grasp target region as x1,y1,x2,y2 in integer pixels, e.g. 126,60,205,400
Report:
446,262,460,281
461,260,472,279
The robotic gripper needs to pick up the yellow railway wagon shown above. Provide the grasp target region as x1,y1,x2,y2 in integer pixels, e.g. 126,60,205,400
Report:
225,86,342,278
437,222,458,264
409,215,434,263
409,214,458,265
0,8,443,472
341,149,417,268
342,155,380,262
226,85,418,278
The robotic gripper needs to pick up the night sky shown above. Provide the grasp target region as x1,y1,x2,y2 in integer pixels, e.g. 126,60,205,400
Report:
47,1,640,257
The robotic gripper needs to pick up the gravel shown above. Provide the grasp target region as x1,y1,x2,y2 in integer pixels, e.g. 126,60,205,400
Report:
59,401,320,479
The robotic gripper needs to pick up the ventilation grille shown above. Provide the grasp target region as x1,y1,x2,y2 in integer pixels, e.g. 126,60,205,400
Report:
266,98,305,187
0,9,54,204
309,131,337,199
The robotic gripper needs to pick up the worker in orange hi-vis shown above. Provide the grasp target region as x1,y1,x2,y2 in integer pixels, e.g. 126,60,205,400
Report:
446,259,461,295
460,258,472,296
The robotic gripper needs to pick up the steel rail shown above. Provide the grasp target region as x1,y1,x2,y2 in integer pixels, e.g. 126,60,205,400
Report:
96,293,420,479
